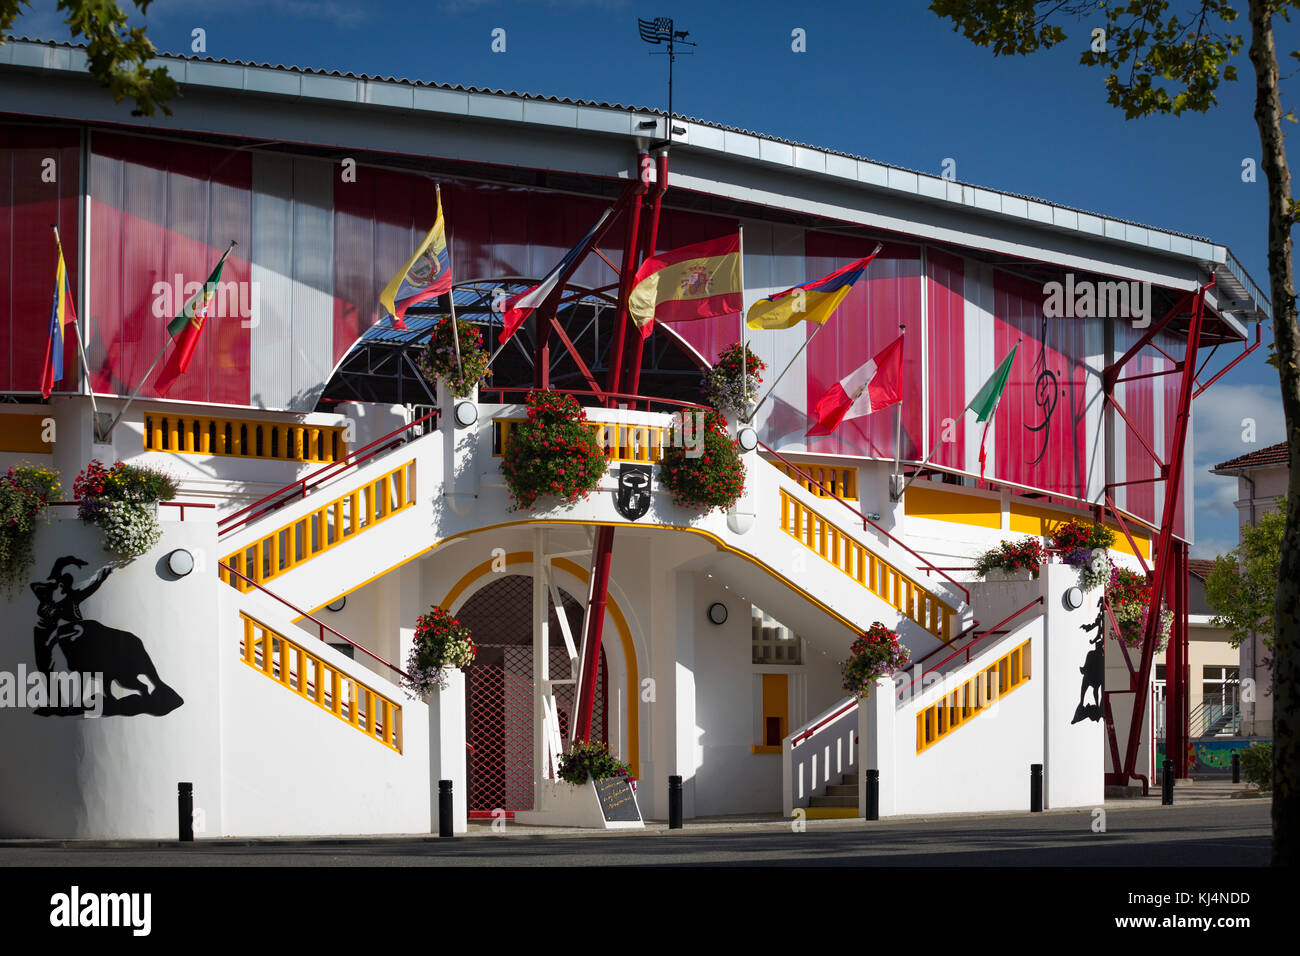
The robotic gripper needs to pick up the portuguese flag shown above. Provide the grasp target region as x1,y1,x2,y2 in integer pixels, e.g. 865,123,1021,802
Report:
154,245,233,397
968,342,1019,486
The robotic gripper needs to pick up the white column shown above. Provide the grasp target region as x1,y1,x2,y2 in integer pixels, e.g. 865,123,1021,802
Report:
429,669,468,833
533,529,550,801
858,680,897,817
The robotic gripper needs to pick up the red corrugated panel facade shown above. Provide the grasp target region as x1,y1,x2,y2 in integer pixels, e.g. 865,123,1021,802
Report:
925,248,965,469
88,133,252,405
0,126,80,394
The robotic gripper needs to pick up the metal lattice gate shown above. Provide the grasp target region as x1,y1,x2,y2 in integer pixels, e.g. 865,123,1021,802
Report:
458,575,607,813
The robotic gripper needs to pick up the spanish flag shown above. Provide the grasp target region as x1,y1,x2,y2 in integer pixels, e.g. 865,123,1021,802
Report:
40,235,77,399
746,249,879,331
380,189,452,331
628,234,742,338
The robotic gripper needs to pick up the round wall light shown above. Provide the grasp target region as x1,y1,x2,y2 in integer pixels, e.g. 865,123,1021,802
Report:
707,602,728,625
1063,586,1084,610
737,426,759,452
454,401,479,428
166,548,194,577
326,596,347,612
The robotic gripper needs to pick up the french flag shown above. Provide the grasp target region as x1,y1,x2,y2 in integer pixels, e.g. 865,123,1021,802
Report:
807,335,904,437
498,207,613,343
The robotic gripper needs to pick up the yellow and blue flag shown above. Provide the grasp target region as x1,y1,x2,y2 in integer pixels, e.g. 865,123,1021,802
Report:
380,188,452,330
41,235,77,399
745,250,879,331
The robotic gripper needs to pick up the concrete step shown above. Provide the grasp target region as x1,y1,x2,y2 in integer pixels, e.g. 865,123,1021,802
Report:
809,795,858,808
841,773,859,786
825,785,858,797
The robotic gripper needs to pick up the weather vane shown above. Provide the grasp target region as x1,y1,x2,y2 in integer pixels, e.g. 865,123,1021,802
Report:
637,16,695,148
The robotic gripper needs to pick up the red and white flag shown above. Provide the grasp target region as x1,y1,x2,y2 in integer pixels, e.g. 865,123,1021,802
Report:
806,335,904,437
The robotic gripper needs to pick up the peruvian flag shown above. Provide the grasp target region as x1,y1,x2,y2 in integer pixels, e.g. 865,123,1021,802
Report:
806,335,904,437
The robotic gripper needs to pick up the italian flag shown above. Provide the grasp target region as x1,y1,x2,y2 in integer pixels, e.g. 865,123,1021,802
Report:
154,246,232,397
967,342,1020,486
806,335,904,437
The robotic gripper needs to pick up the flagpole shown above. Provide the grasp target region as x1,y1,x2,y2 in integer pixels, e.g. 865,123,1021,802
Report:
104,240,236,438
891,324,906,492
747,242,883,424
51,224,99,424
438,186,465,383
737,223,747,421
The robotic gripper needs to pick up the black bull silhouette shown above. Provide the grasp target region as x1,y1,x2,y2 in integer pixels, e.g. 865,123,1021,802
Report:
1072,597,1106,724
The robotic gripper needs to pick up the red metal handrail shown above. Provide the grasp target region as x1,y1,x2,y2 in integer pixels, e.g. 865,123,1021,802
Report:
217,410,438,537
789,698,859,749
48,500,216,521
219,560,410,683
898,596,1044,696
758,440,971,605
479,386,711,413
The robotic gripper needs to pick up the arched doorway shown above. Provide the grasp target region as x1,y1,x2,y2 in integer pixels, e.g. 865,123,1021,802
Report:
454,574,607,813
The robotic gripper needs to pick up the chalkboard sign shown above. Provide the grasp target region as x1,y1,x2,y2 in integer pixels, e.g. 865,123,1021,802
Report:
594,776,641,823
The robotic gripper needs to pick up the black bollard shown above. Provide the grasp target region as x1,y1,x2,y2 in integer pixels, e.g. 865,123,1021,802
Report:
438,779,454,838
178,782,194,842
1030,764,1043,812
1162,759,1174,805
1232,751,1240,784
668,775,683,829
866,769,880,821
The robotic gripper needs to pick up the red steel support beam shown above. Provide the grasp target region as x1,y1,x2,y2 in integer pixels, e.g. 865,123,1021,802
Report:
1102,290,1194,390
604,153,649,401
1117,278,1211,788
624,150,669,396
574,525,616,741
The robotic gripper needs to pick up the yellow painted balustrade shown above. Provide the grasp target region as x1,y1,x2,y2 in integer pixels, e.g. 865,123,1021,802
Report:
493,417,670,464
238,613,402,752
220,461,416,591
144,413,348,464
915,639,1031,754
774,462,858,500
778,489,956,641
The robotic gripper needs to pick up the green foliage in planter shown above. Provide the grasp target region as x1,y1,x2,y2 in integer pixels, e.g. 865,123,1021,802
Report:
501,391,608,511
401,605,476,697
701,341,766,417
414,316,490,399
557,739,632,785
74,460,178,559
840,622,911,699
1238,742,1272,791
0,465,60,593
656,409,746,513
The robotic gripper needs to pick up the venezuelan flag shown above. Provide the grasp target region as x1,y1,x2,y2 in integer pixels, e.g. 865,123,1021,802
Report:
746,250,879,331
40,236,77,399
628,234,742,338
380,189,453,330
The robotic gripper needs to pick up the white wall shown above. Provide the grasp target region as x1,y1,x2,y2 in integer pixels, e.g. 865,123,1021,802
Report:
0,515,223,839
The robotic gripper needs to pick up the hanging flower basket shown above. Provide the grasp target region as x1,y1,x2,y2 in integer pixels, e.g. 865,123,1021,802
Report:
401,605,477,697
701,342,765,418
1048,518,1115,553
0,464,60,593
501,391,608,511
974,536,1046,579
840,622,911,699
557,739,633,786
1106,565,1172,651
74,460,177,559
414,316,490,399
656,409,746,513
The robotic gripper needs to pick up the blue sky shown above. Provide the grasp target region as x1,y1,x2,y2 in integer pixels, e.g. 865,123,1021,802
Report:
15,0,1296,556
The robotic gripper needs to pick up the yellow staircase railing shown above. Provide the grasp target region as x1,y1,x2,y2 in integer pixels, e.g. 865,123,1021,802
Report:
493,417,670,464
239,612,402,752
774,462,858,500
778,489,956,641
220,460,415,592
144,412,348,463
915,639,1031,753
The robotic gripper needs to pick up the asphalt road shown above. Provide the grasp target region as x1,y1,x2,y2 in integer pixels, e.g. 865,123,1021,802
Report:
0,801,1271,867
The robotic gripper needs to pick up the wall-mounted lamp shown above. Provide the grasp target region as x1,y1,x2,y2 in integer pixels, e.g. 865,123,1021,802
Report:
736,427,758,452
454,401,479,428
166,549,194,577
1063,586,1084,610
326,596,347,612
707,602,728,625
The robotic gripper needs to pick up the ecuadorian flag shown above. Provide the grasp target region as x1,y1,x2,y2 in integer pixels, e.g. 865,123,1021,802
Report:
40,236,77,399
746,249,879,331
380,189,453,330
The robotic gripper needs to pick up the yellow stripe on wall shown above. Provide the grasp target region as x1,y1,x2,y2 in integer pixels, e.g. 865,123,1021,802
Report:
903,485,1001,529
0,415,55,454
